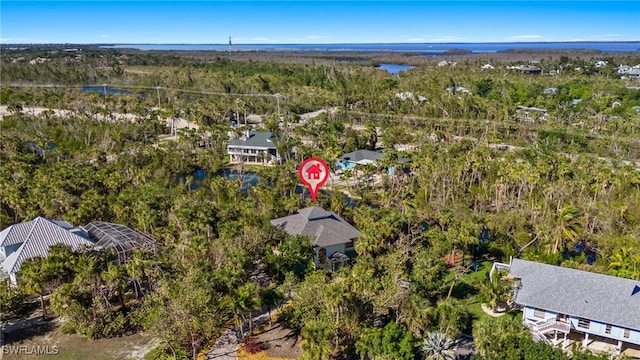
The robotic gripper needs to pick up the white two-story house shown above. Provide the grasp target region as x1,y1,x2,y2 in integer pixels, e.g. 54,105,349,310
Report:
494,258,640,356
227,130,279,164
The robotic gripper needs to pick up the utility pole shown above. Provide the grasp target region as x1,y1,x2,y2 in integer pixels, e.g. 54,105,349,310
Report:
102,84,107,95
155,86,161,107
228,36,232,62
274,93,281,116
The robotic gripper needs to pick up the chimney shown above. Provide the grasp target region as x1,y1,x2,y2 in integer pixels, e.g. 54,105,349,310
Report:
245,129,251,139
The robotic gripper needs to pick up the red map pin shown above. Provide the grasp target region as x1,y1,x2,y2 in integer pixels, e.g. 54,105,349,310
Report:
298,157,330,201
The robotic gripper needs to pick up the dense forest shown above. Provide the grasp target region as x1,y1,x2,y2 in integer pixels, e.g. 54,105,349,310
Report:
1,45,639,360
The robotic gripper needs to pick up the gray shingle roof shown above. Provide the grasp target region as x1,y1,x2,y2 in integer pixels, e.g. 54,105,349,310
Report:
0,217,95,277
270,207,360,247
509,258,640,330
228,131,276,149
341,150,385,163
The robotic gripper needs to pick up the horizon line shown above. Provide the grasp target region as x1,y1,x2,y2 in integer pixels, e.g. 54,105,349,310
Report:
2,40,640,46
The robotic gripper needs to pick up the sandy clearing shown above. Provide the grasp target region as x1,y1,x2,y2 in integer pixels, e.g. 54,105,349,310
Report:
0,105,199,131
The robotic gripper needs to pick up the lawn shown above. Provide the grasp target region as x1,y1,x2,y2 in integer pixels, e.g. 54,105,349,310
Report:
445,260,493,299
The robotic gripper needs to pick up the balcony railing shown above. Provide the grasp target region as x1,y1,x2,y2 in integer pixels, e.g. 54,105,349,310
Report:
529,317,571,335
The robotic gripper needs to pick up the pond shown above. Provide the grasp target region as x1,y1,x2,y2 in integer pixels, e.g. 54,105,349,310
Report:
175,168,358,206
376,63,415,75
81,86,133,95
175,168,260,190
26,141,57,155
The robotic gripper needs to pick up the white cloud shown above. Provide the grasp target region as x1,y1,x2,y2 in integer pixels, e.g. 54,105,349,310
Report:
594,34,624,39
0,37,49,43
569,34,630,42
407,38,427,42
251,37,277,42
505,35,544,41
429,36,467,42
99,34,110,38
306,35,329,40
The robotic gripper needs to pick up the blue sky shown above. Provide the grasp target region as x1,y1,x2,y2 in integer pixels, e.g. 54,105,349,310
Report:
1,1,639,44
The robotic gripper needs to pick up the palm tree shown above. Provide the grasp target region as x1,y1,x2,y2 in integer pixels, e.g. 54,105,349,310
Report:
432,298,470,339
102,262,128,309
472,317,529,358
301,320,333,360
261,285,284,326
552,205,582,254
231,282,262,339
480,273,509,312
354,328,376,360
18,257,47,318
421,332,456,360
125,251,148,299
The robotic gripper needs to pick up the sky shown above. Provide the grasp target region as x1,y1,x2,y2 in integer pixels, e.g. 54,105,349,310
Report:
1,1,639,44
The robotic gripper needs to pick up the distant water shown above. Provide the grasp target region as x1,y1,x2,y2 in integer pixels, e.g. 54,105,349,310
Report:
377,63,414,75
102,42,640,53
82,86,132,95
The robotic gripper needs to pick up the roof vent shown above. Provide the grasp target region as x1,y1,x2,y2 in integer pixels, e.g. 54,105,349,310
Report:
633,285,640,296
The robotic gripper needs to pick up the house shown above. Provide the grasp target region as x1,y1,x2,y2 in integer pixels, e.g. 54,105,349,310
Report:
508,65,541,75
0,217,158,284
395,91,427,103
227,130,279,164
543,87,559,95
0,217,94,284
618,65,633,73
270,207,360,271
513,106,548,122
337,149,410,175
446,86,471,94
621,68,640,79
595,61,608,68
395,91,414,101
493,258,640,356
305,164,323,180
481,64,495,70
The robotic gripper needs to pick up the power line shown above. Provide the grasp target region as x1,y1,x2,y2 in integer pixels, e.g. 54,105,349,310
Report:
4,82,287,99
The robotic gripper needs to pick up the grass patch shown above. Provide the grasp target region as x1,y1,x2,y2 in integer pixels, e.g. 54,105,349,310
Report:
445,260,493,299
466,299,486,321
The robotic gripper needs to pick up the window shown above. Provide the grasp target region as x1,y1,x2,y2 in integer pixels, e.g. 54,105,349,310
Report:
346,240,355,249
578,318,590,329
534,309,546,318
318,248,327,265
624,329,631,338
605,324,612,335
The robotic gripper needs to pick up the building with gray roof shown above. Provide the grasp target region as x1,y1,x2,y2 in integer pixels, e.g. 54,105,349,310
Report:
0,217,158,284
500,258,640,355
0,217,94,284
338,149,410,176
270,207,360,271
227,130,279,165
